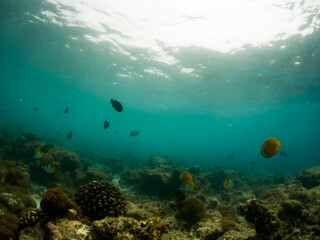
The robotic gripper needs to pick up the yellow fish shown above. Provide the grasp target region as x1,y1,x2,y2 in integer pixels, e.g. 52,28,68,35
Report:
130,130,140,137
67,130,73,139
33,147,43,159
223,179,234,189
261,137,281,158
42,164,55,173
182,171,194,191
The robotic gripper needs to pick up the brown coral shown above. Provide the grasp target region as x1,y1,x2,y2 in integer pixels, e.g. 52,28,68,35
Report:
75,180,127,220
176,197,208,224
91,216,165,240
40,188,78,218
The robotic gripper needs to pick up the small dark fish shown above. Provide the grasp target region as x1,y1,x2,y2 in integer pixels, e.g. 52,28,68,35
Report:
104,120,110,129
130,130,140,137
280,151,286,156
67,130,72,139
64,106,69,113
111,99,123,112
33,107,39,111
227,154,234,159
249,161,257,165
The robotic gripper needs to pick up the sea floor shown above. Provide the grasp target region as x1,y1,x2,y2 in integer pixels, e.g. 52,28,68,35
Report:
0,131,320,240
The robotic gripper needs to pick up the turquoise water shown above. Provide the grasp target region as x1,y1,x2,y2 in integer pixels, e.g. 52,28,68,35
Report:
1,0,319,175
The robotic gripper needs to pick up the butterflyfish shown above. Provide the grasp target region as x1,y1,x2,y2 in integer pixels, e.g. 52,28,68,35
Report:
223,179,234,189
67,130,73,139
33,147,43,159
182,171,194,192
42,164,55,173
261,137,281,158
111,99,123,112
130,130,140,137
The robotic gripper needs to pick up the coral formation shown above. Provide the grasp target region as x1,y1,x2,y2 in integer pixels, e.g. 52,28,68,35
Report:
146,155,173,169
0,186,36,214
75,169,107,186
19,208,46,230
208,166,227,193
60,152,82,173
239,184,320,240
176,197,208,224
40,187,78,218
215,204,237,221
2,132,320,240
46,219,90,240
220,218,237,231
238,198,282,239
120,167,181,199
0,213,19,240
105,157,124,174
75,180,127,220
91,216,165,240
296,164,320,189
4,168,30,192
126,200,165,221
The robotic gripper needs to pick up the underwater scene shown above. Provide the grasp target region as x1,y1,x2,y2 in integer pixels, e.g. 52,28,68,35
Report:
1,0,320,239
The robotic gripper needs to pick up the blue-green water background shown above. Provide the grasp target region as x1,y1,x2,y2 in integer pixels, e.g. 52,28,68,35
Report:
1,1,320,175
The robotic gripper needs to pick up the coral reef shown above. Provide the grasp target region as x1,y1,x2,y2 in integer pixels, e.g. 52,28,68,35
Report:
91,216,165,240
75,169,108,186
40,188,78,218
75,180,127,220
296,164,320,189
46,219,90,240
4,168,30,193
19,208,46,230
120,166,181,199
215,204,238,221
0,186,36,214
126,200,165,221
2,132,320,240
208,166,227,193
238,198,282,239
18,224,45,240
105,157,124,174
238,184,320,239
176,197,208,225
0,213,19,240
146,155,173,169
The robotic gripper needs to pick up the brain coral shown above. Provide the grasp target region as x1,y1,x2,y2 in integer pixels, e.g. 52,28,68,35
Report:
75,180,127,220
